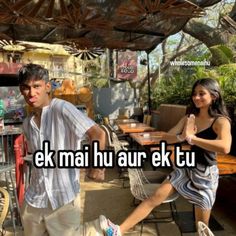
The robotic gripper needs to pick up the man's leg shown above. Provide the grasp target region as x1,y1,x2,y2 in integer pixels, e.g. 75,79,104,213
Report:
21,201,50,236
45,195,80,236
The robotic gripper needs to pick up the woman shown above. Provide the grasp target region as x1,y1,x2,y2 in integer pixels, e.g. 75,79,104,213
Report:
100,78,232,236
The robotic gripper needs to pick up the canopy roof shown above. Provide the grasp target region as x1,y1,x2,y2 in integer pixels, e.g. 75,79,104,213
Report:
0,0,204,52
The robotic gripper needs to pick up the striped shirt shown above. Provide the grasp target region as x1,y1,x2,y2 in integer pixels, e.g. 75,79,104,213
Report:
23,98,95,209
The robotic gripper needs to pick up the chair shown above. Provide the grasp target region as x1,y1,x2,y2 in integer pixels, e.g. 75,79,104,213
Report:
101,125,129,153
197,221,214,236
102,116,128,140
156,104,187,131
101,125,113,149
0,187,9,235
143,114,148,124
130,107,143,122
0,133,23,232
103,117,110,126
118,108,130,119
128,168,179,235
108,122,129,140
143,169,172,183
101,125,129,183
143,114,152,126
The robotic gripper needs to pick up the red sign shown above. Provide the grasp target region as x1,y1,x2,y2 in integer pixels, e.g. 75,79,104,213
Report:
117,51,137,80
0,62,23,74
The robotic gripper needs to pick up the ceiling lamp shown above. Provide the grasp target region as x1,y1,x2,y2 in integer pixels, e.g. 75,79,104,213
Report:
0,40,25,51
0,39,54,53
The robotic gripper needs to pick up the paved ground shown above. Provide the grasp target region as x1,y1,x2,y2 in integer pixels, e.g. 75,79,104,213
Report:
2,167,236,236
81,167,236,236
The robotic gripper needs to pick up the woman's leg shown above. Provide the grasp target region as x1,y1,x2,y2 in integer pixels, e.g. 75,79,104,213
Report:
194,205,211,228
120,179,175,234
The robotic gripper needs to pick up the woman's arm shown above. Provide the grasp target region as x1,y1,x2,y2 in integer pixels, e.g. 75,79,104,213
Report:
189,117,232,154
160,116,187,144
168,116,187,135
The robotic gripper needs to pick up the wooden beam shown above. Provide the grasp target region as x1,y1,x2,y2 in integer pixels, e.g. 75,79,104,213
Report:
114,26,165,37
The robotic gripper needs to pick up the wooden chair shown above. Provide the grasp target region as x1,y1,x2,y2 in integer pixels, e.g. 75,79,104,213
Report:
118,108,130,119
156,104,187,131
0,187,9,235
103,117,110,126
143,114,152,126
143,114,147,124
130,107,143,122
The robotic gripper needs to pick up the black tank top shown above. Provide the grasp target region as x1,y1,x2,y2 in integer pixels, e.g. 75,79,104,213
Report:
191,118,218,166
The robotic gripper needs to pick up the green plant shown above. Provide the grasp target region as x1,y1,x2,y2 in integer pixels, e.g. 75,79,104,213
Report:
151,70,197,109
150,64,236,110
209,45,234,66
216,64,236,107
90,77,109,88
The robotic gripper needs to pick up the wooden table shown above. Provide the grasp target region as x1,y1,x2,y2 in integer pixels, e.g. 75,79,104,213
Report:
115,118,139,125
151,146,236,175
118,123,156,134
217,153,236,175
130,131,166,146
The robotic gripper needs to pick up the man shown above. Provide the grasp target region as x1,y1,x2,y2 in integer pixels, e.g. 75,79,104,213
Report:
19,63,106,236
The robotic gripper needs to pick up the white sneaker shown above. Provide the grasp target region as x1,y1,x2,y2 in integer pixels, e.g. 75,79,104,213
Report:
99,215,122,236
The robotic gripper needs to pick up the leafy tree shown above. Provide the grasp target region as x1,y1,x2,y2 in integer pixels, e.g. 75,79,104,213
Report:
150,63,236,110
138,0,236,108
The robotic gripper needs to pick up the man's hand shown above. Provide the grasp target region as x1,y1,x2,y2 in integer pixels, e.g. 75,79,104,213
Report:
87,168,105,182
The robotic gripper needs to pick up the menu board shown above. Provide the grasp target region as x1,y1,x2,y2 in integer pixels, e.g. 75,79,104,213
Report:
116,51,137,80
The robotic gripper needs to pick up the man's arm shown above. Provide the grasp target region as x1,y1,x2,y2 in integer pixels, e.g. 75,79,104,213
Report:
86,124,106,181
86,124,106,150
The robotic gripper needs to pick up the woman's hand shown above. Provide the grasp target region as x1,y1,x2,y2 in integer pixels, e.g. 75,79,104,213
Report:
182,114,197,139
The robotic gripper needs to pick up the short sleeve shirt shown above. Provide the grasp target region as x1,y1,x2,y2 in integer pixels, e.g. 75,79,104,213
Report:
23,98,95,209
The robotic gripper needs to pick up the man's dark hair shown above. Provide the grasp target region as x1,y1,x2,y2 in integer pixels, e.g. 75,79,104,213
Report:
18,63,49,85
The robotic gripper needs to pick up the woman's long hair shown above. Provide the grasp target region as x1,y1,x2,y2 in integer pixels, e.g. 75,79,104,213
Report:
188,78,229,118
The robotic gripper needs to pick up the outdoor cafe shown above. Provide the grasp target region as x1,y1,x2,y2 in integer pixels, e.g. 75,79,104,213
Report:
0,1,236,236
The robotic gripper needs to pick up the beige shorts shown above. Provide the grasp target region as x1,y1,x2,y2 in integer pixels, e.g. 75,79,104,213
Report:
21,196,80,236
